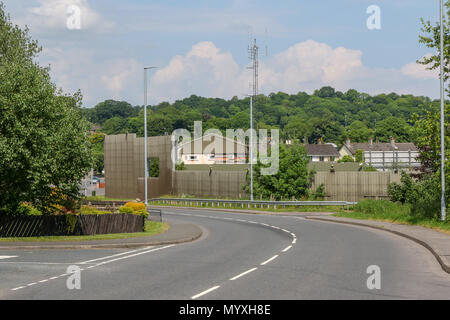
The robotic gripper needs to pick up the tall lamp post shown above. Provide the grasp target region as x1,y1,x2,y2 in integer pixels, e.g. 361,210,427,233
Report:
144,66,157,207
440,0,446,221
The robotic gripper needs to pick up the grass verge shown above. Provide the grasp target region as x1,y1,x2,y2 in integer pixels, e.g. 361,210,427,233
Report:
0,221,169,242
151,200,343,213
333,200,450,235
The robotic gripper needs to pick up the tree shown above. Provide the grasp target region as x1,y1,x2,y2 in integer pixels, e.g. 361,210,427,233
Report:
418,1,450,94
0,4,93,215
244,144,313,200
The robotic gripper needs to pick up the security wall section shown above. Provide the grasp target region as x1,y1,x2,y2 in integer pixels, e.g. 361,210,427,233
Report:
104,133,173,200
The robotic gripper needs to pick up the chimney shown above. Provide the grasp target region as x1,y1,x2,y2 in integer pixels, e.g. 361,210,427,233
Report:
390,136,395,148
346,137,351,148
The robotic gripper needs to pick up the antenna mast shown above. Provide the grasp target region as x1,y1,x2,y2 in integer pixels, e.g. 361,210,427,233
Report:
248,38,259,97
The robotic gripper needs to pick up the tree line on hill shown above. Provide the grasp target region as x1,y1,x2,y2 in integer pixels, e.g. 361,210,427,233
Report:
83,87,442,146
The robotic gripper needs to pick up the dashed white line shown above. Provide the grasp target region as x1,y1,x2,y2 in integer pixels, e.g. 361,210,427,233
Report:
230,267,258,281
292,238,297,244
191,285,221,299
261,255,279,266
282,245,292,252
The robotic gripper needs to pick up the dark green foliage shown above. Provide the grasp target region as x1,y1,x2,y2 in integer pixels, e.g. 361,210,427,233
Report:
82,86,436,147
338,155,354,163
148,158,160,177
244,144,313,200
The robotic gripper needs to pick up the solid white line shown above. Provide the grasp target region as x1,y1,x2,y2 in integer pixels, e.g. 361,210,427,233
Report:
191,286,221,299
282,245,292,252
91,245,175,267
11,286,25,291
77,246,154,264
260,255,278,266
0,256,17,260
229,267,258,281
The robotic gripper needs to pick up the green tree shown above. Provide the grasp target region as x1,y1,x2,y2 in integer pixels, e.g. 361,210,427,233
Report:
418,1,450,94
0,4,93,215
244,144,313,200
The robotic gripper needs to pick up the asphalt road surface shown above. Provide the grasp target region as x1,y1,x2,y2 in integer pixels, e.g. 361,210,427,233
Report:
1,208,449,300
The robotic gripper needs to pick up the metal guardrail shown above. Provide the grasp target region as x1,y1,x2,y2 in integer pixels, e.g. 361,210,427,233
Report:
149,198,357,210
147,208,162,222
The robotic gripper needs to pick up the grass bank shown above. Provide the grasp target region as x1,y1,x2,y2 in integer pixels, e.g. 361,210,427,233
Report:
0,221,169,242
334,200,450,235
151,200,344,213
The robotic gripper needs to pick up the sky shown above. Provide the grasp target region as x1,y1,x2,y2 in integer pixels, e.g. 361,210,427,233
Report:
1,0,443,107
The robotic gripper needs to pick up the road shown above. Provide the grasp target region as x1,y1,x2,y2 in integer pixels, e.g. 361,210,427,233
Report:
1,208,449,300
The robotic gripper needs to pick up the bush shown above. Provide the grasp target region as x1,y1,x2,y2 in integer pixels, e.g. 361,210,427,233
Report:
118,206,134,214
80,205,111,215
120,202,149,219
338,155,354,163
124,202,146,211
388,172,446,220
311,184,325,200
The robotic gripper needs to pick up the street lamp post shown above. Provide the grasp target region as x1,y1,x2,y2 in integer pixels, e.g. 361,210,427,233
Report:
250,95,254,201
144,66,157,207
440,0,446,221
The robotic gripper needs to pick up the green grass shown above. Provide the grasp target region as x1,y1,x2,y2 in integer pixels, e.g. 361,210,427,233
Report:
151,200,344,213
83,195,135,201
334,200,450,235
0,221,169,242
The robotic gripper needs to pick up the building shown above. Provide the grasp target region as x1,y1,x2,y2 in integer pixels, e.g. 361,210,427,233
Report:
339,137,420,171
303,143,340,162
176,133,248,165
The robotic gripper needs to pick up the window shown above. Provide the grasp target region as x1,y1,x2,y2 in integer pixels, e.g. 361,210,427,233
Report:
319,156,324,161
189,155,197,161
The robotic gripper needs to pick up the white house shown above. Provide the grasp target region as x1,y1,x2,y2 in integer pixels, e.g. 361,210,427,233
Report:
339,137,420,171
176,133,248,165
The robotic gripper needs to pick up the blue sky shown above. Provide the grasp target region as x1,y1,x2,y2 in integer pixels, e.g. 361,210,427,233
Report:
2,0,442,107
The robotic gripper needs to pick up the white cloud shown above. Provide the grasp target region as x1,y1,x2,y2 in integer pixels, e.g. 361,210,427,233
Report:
16,0,114,34
150,42,242,102
401,54,439,80
260,40,364,94
40,47,142,106
38,40,440,107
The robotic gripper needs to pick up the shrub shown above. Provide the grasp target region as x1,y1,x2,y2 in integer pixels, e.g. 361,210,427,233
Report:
118,206,134,214
124,202,146,212
80,205,111,215
338,155,354,163
311,184,325,200
388,172,445,219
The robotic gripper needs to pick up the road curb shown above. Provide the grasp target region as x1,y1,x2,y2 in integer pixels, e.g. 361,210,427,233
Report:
0,223,203,251
305,216,450,274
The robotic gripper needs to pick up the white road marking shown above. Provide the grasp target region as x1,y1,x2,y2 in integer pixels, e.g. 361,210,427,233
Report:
261,255,279,266
230,267,258,281
0,256,17,260
282,245,292,252
292,238,297,244
191,285,221,299
10,245,175,291
77,246,153,264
